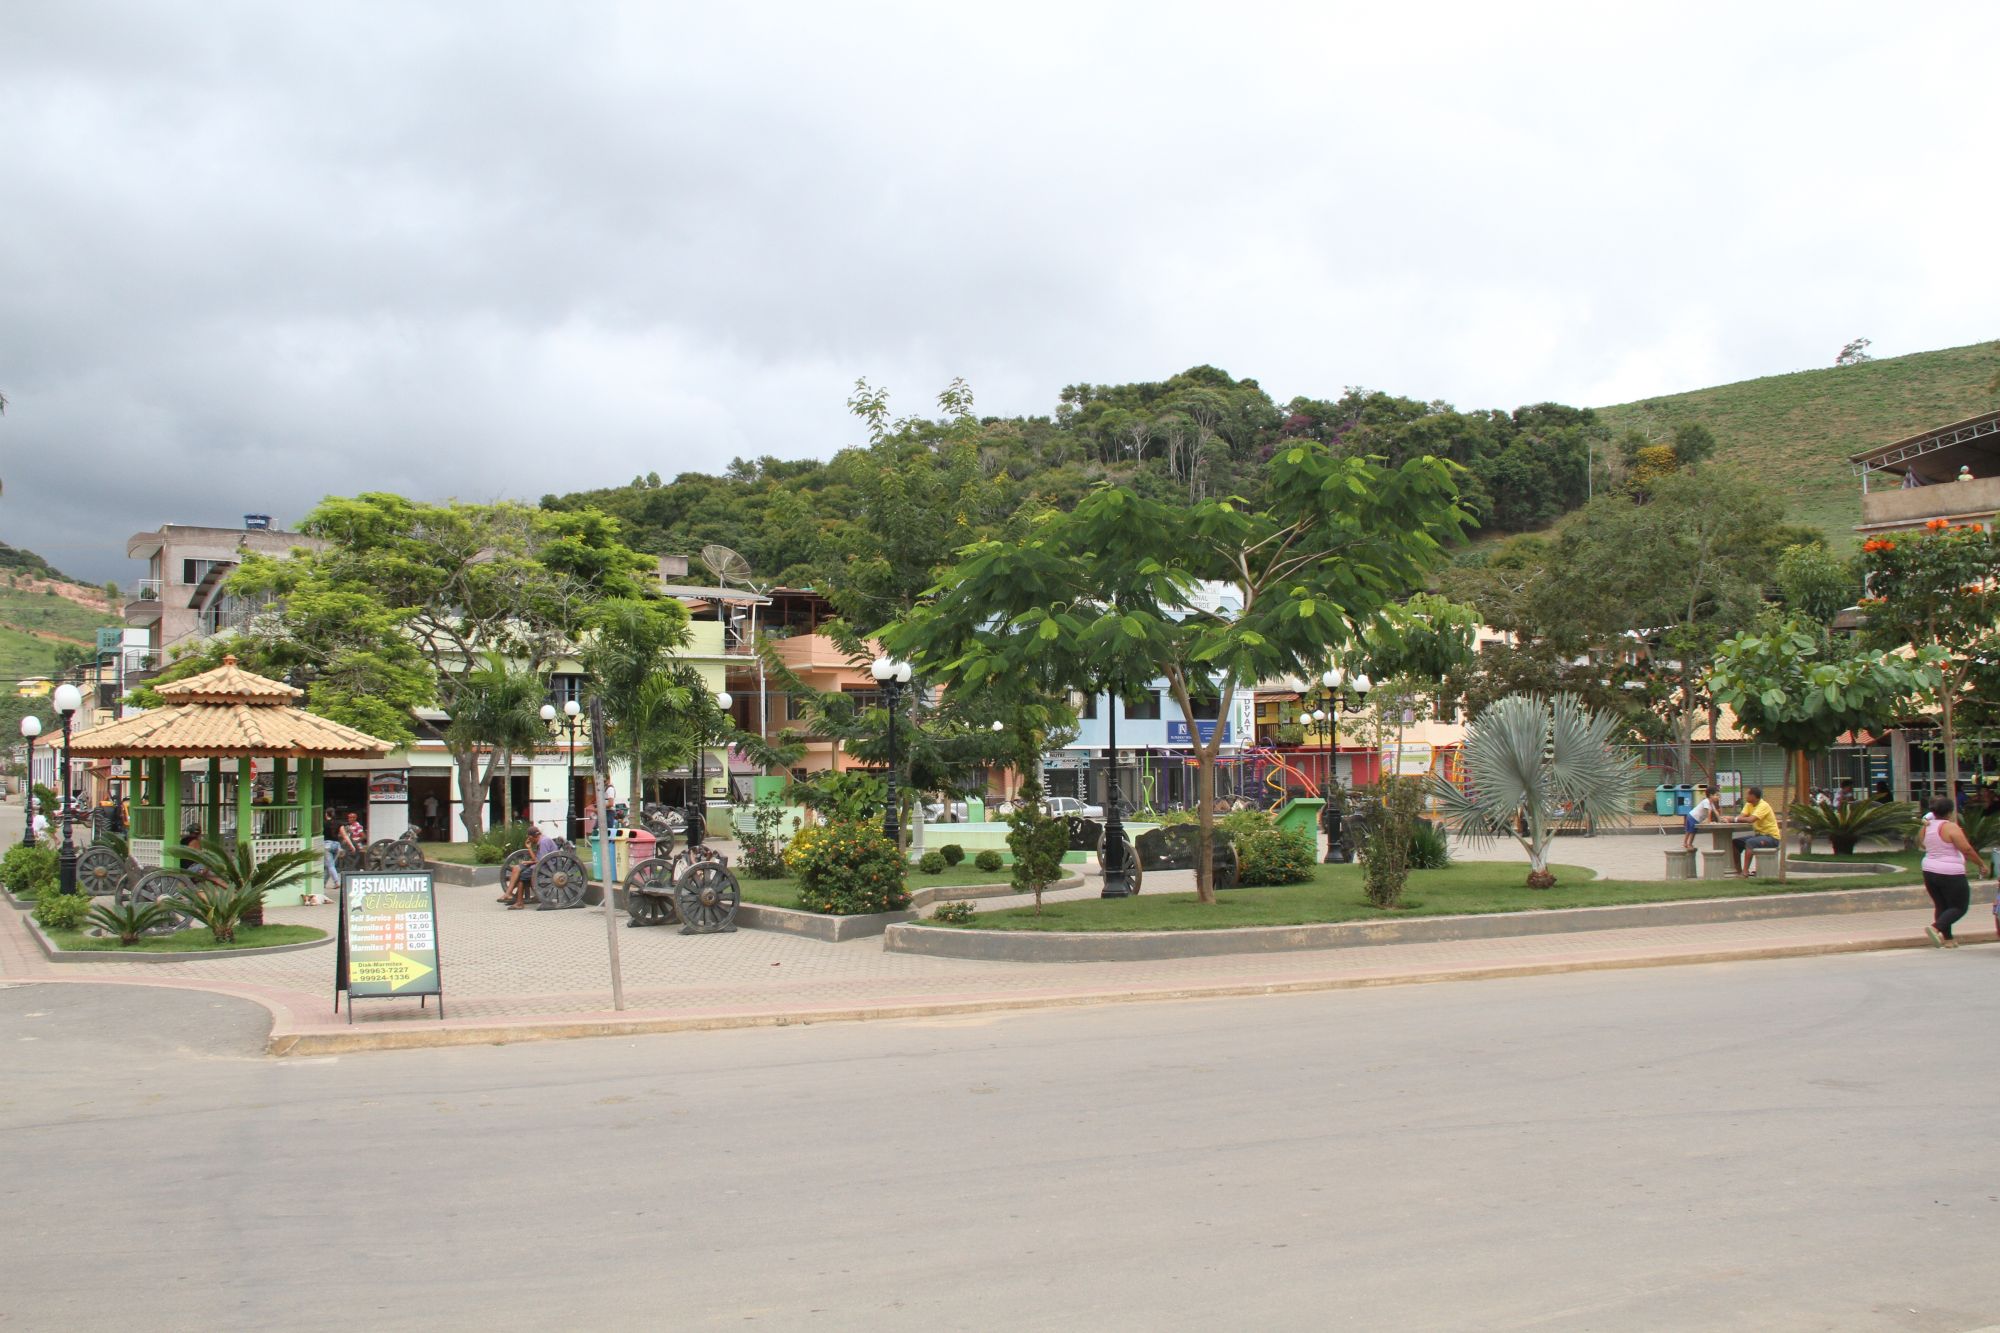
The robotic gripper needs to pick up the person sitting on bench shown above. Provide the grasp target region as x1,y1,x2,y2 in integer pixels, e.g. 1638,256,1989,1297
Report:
501,825,557,909
1731,786,1780,876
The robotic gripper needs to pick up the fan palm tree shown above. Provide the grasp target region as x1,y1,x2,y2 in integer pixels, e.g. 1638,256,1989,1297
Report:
1429,693,1641,888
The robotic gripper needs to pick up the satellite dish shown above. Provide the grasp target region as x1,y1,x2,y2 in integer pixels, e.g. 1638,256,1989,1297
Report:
700,543,753,587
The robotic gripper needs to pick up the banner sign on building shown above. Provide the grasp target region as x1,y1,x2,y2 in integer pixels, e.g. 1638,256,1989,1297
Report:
1379,743,1435,778
335,871,444,1022
1166,720,1232,746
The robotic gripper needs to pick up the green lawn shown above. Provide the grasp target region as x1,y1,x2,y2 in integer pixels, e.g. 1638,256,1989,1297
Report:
948,859,1924,932
44,923,326,953
739,863,1023,911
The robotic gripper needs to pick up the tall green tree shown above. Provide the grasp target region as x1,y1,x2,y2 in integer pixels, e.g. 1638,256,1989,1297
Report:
445,652,547,828
1708,617,1945,804
882,442,1467,901
1859,521,2000,796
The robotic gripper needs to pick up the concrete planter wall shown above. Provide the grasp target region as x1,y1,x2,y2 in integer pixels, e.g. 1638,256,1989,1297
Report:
883,884,1933,963
425,860,505,887
23,913,332,964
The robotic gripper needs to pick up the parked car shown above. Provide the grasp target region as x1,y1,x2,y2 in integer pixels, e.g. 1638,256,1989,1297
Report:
921,800,970,822
1043,796,1105,820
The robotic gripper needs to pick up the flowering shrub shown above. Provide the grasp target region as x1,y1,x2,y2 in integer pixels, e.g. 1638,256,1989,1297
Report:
784,820,910,915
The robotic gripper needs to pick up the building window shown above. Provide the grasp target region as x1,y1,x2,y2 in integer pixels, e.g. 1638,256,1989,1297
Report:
786,692,813,722
1123,692,1162,720
181,558,226,586
1190,694,1222,721
550,674,585,708
1077,694,1098,719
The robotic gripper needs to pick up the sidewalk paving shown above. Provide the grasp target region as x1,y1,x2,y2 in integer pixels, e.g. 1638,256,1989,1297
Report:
3,860,1984,1054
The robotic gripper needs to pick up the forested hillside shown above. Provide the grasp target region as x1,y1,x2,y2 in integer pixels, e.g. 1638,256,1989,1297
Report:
542,367,1604,587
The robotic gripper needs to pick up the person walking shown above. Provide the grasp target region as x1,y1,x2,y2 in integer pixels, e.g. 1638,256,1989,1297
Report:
1920,797,1987,947
322,810,343,894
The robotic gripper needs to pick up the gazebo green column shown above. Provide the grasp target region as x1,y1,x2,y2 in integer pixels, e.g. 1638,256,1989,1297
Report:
236,757,253,852
304,758,324,893
162,757,182,870
206,758,222,842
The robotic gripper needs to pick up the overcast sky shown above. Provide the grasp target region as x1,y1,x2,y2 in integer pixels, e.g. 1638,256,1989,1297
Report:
4,2,1996,584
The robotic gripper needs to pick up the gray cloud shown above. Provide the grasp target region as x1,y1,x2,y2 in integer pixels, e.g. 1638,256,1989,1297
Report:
4,1,1996,582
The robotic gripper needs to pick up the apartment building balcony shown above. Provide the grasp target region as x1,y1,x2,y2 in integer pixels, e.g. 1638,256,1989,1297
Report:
123,578,163,625
773,632,864,676
1852,410,2000,534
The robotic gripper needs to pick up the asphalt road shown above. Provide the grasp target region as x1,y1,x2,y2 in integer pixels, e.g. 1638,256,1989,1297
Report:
3,951,1998,1332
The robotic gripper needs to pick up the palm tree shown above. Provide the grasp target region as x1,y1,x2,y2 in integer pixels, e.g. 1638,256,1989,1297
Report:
174,842,321,942
447,653,546,830
1428,693,1640,888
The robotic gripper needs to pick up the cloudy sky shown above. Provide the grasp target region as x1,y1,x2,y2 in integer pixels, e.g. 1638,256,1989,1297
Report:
4,2,1996,583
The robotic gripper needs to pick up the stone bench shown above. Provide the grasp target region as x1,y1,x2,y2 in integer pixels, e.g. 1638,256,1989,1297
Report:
1662,848,1696,881
1700,849,1735,880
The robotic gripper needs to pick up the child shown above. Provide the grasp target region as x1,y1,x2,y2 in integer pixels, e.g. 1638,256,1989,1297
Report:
1682,784,1714,851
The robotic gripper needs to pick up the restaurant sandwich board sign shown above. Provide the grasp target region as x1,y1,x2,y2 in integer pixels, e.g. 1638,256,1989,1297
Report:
335,871,444,1022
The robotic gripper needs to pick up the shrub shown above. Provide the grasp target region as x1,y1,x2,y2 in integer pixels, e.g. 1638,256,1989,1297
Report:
973,849,1004,873
1790,800,1921,855
88,898,173,946
1235,826,1316,886
1007,802,1070,915
737,794,795,880
34,892,91,931
917,850,947,874
1,843,58,898
1407,819,1452,870
784,820,910,915
1361,778,1425,908
1218,809,1273,839
931,900,976,925
939,843,966,866
472,820,538,865
1156,810,1197,827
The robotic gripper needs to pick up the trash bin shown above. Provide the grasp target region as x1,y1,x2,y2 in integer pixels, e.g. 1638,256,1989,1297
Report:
586,830,637,881
1654,784,1677,816
627,829,657,867
1674,785,1695,815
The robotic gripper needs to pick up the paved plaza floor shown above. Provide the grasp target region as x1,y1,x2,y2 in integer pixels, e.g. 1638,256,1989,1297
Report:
0,819,1961,1053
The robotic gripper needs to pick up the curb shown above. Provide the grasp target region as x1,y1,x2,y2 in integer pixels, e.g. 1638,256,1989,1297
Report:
23,913,332,964
735,903,918,942
264,931,1947,1056
882,885,1934,962
425,860,504,887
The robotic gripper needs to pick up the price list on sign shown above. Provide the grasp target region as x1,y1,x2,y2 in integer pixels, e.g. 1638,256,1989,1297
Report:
336,871,445,1021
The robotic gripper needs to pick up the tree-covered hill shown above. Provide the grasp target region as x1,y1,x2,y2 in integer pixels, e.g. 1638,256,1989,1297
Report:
542,367,1605,586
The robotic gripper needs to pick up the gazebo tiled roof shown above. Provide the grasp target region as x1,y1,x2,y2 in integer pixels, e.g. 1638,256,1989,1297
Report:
69,656,395,760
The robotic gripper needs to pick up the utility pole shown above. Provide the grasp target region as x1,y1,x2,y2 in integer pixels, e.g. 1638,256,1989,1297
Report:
589,697,625,1011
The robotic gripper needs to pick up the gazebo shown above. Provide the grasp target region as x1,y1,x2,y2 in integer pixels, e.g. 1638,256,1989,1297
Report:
67,656,395,885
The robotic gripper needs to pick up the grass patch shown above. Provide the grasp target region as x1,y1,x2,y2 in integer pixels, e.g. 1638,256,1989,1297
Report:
43,923,326,953
738,862,1026,912
952,859,1922,931
419,841,485,865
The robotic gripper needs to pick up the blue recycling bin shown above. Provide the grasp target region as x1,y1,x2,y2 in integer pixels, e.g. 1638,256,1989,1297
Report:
1673,785,1695,815
1653,785,1676,816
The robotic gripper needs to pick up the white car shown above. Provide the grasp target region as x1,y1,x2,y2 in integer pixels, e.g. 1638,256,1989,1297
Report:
921,800,970,822
1043,796,1105,820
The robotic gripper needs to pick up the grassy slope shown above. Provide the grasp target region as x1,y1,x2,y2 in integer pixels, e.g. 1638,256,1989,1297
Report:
1593,339,2000,549
0,575,119,680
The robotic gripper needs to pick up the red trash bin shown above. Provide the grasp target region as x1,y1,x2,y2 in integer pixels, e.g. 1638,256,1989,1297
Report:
626,829,658,866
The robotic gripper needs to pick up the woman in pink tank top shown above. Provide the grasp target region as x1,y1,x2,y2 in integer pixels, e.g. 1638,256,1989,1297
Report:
1920,798,1987,947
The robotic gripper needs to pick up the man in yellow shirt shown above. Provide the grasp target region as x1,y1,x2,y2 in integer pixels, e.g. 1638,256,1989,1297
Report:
1733,786,1781,876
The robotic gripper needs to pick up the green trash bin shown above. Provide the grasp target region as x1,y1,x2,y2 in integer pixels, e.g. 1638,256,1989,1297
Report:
1654,785,1677,816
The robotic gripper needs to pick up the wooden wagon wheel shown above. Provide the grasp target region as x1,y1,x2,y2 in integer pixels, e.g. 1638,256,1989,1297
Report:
364,839,399,870
75,845,129,898
336,847,368,873
623,856,677,927
130,870,191,934
1096,833,1140,896
386,838,427,870
533,851,589,910
673,861,739,934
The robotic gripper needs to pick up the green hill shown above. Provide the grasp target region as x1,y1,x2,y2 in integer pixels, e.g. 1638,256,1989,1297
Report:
0,557,119,683
1593,339,2000,548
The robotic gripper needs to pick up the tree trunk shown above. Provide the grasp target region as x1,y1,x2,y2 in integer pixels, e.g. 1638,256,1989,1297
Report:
501,750,515,828
1192,749,1216,904
1941,675,1959,808
453,747,486,841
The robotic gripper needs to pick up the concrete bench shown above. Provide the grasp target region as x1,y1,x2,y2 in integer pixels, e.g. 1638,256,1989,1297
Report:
1700,849,1735,880
1662,848,1696,880
1745,846,1781,878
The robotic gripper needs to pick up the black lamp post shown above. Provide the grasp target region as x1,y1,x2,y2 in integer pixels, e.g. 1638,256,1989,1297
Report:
1099,687,1135,897
871,656,912,846
543,698,583,840
1314,667,1372,863
52,682,81,895
19,714,41,847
